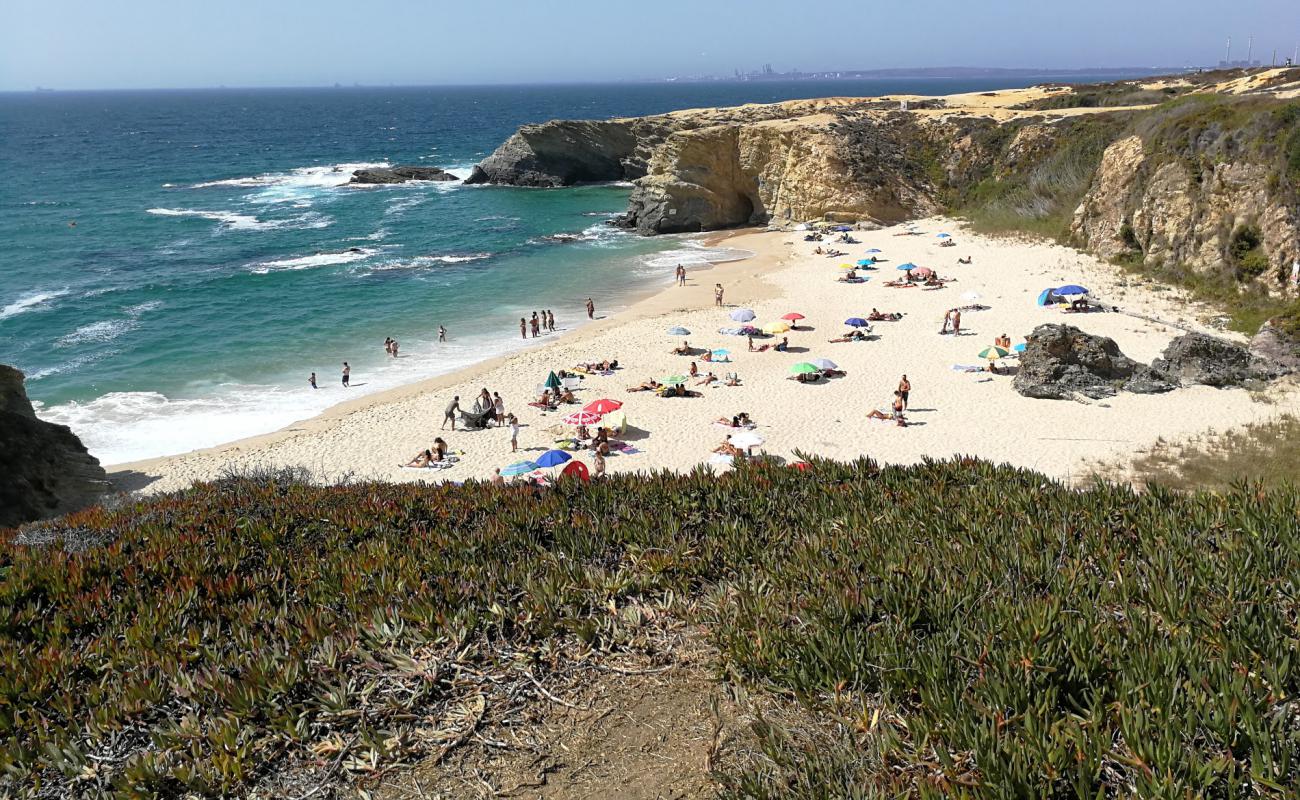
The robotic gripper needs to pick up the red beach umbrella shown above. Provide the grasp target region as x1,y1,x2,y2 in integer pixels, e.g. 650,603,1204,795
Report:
562,410,604,426
781,312,806,321
583,398,623,415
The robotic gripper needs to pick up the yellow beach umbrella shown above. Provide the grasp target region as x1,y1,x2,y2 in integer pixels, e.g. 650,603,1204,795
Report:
762,321,790,334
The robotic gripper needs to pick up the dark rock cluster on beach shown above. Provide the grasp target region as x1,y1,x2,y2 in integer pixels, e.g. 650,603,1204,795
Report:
349,166,459,184
1015,323,1295,401
0,364,108,528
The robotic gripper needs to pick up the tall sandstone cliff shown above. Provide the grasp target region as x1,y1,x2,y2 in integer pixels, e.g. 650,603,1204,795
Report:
471,70,1300,292
0,365,108,528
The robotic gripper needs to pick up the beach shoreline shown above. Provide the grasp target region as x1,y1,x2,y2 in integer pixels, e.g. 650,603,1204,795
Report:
111,219,1298,493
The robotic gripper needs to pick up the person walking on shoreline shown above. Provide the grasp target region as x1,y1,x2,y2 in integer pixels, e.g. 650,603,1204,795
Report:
676,264,686,287
547,310,555,332
897,375,911,410
308,372,317,389
341,362,351,388
715,283,724,306
442,395,461,430
586,298,595,319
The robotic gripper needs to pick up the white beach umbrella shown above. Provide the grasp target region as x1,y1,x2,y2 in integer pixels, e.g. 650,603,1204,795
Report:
729,431,764,449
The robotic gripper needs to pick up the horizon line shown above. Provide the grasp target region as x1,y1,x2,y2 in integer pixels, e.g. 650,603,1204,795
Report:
0,64,1212,95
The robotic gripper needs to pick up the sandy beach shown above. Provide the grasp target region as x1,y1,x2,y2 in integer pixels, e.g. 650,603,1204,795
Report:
111,217,1298,492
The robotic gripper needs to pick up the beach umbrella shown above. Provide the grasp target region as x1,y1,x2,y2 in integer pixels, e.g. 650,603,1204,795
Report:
897,262,918,271
666,326,691,336
844,317,869,327
1036,289,1055,306
543,371,562,390
762,321,790,334
659,374,688,386
912,267,935,278
811,358,838,370
583,398,622,414
560,460,590,482
535,449,573,468
601,409,628,433
790,362,819,375
840,263,858,270
711,348,730,358
562,410,603,426
979,346,1010,360
501,460,539,477
856,259,875,266
781,312,805,322
1013,342,1027,353
729,431,764,448
1054,284,1089,296
729,308,756,322
937,233,951,238
864,248,882,254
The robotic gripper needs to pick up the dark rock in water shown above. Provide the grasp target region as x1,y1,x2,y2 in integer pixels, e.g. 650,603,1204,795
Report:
1,364,108,528
464,119,661,187
1013,324,1175,400
349,166,459,184
1249,318,1300,377
1149,333,1261,387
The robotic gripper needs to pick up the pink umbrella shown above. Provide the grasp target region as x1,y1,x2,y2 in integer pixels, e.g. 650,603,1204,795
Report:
583,398,623,414
781,312,805,321
562,410,604,426
912,267,935,279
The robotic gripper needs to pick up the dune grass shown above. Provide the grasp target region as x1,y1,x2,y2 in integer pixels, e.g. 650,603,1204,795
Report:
4,459,1298,798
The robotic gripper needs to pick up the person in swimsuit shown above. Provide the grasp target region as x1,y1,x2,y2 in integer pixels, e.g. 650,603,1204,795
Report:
520,318,527,340
309,372,317,389
714,283,724,306
390,339,399,358
898,375,911,409
586,298,595,319
342,362,350,387
439,325,447,342
442,395,460,430
432,437,448,461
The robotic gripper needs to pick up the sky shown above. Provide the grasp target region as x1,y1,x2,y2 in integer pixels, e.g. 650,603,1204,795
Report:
2,0,1297,90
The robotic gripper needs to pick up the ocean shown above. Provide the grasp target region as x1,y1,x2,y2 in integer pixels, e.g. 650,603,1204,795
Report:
0,76,1132,464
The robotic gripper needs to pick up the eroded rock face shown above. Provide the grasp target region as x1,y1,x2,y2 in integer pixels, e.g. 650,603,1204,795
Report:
1150,333,1262,387
1,365,108,528
1249,319,1300,376
1013,324,1174,400
464,119,666,187
349,166,459,184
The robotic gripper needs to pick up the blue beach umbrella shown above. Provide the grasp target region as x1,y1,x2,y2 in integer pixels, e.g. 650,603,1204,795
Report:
937,233,951,238
897,262,918,271
501,460,539,477
729,308,756,322
1055,284,1089,296
1036,289,1055,306
1013,342,1027,353
864,248,882,254
666,326,691,336
856,258,876,266
711,348,731,357
535,449,573,468
844,317,869,328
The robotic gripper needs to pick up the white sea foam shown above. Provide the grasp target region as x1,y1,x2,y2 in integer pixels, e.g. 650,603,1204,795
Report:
249,248,380,274
56,320,136,347
147,208,333,231
0,288,71,320
191,161,390,194
363,253,493,273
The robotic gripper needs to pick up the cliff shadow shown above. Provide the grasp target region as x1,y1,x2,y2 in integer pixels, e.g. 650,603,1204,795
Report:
107,469,160,494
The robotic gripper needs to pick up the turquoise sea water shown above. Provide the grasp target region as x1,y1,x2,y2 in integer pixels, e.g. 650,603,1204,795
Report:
0,77,1133,463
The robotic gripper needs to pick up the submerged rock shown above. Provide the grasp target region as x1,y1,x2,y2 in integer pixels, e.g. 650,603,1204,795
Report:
1013,324,1174,400
349,166,459,184
0,364,108,528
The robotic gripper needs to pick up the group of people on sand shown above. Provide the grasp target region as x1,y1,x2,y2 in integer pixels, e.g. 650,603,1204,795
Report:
748,335,789,353
406,437,451,468
442,388,508,431
866,375,912,427
940,308,963,335
522,310,557,339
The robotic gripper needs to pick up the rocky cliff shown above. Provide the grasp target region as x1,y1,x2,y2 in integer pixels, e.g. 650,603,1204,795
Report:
471,69,1300,284
0,365,108,528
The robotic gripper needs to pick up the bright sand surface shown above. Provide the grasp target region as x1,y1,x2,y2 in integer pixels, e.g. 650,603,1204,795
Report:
111,217,1298,492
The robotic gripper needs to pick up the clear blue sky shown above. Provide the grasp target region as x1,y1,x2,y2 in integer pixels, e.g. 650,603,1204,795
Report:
3,0,1296,90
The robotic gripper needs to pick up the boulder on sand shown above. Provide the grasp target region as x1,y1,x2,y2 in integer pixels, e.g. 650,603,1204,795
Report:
1249,317,1300,377
1,364,108,528
1013,324,1174,400
1149,332,1263,387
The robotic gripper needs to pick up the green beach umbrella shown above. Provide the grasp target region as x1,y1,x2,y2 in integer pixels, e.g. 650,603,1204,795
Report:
789,362,819,375
659,375,688,385
544,371,562,390
979,346,1010,360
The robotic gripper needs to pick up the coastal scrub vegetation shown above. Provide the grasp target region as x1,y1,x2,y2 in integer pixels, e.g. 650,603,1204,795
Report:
4,460,1299,797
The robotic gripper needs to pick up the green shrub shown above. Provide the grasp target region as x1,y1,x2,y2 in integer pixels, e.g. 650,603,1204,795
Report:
4,460,1299,797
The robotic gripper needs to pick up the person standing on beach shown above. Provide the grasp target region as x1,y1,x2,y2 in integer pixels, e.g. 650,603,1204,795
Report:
897,375,911,410
438,325,447,342
493,391,505,426
586,298,595,319
509,414,520,452
941,310,951,335
676,264,686,286
442,395,460,430
309,372,317,389
530,313,540,338
715,283,724,306
520,318,527,339
390,339,399,358
593,447,606,479
342,362,351,387
548,310,555,332
952,309,961,336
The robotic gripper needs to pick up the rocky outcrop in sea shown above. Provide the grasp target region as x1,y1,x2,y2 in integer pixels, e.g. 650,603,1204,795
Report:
349,166,459,184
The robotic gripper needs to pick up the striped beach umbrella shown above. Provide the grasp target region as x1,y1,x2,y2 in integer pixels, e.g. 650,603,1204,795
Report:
500,461,539,477
979,346,1010,360
562,410,604,426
